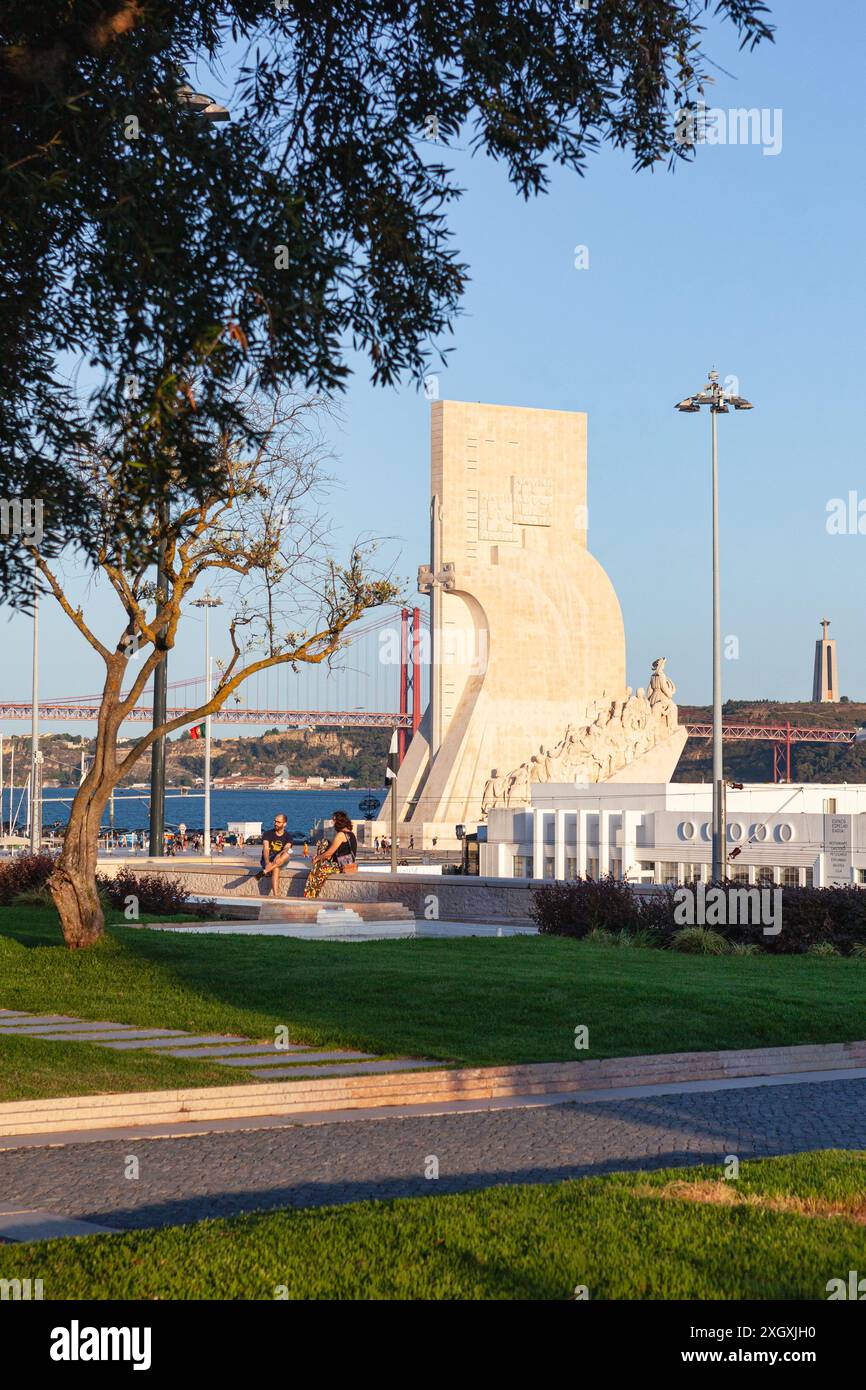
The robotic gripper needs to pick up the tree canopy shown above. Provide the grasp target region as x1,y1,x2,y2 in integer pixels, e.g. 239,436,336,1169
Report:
0,0,774,605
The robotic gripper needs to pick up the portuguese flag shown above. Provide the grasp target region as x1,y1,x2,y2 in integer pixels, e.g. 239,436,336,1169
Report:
189,724,205,740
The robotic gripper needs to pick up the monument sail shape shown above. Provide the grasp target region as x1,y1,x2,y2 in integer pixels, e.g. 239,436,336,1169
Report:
386,400,686,844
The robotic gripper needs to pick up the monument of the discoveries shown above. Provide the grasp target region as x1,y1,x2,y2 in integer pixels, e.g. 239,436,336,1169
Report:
381,399,686,847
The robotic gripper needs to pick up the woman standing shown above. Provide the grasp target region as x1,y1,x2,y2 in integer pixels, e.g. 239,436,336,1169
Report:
303,811,357,898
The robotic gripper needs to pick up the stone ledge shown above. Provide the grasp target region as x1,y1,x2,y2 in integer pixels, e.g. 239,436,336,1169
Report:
2,1039,866,1137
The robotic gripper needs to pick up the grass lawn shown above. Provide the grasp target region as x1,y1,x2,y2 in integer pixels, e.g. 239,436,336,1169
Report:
2,908,866,1097
0,1032,258,1102
2,1151,864,1299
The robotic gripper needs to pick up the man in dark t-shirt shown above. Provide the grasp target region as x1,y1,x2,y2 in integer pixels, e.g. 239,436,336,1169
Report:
256,813,292,896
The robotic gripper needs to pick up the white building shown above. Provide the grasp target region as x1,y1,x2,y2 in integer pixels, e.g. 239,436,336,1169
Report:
479,782,866,888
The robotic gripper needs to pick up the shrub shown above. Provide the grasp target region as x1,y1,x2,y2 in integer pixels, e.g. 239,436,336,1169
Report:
95,868,209,918
670,927,730,955
806,942,839,958
629,928,662,950
531,874,640,938
0,853,55,906
585,927,619,947
9,886,53,907
532,878,866,955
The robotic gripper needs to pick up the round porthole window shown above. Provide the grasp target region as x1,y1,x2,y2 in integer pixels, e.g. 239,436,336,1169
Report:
728,822,744,842
777,822,794,843
753,822,768,842
700,821,712,841
681,820,695,840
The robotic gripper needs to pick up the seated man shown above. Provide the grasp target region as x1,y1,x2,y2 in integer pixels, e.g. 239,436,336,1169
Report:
256,813,292,896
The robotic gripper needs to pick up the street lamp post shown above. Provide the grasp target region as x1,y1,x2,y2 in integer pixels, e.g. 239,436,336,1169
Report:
148,82,230,859
386,729,399,875
675,369,753,880
190,591,222,856
29,562,41,853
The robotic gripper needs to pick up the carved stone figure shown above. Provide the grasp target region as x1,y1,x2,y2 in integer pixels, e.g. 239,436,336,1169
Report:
480,658,682,814
647,656,678,732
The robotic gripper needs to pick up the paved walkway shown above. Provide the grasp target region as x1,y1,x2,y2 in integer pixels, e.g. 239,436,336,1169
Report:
2,1075,865,1236
0,1009,438,1082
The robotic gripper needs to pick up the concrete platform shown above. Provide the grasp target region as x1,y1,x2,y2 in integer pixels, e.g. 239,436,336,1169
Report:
137,919,538,940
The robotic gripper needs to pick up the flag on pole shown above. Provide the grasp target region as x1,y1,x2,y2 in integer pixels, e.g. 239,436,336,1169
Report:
189,724,205,740
385,729,399,780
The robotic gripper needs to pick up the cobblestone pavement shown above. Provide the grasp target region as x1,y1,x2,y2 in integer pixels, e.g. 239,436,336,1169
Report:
2,1077,866,1233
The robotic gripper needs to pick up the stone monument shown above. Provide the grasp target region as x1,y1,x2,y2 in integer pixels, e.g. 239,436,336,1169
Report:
812,617,839,702
380,400,686,846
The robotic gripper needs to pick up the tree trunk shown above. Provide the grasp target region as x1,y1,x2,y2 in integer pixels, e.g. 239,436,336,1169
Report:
49,788,108,948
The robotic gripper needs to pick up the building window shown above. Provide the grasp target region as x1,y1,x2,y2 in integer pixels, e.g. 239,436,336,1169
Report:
780,866,799,887
586,857,599,880
729,865,749,884
857,868,866,885
544,857,555,880
756,866,774,885
681,863,700,884
804,867,814,887
513,855,533,878
659,861,679,884
824,798,837,814
565,857,577,879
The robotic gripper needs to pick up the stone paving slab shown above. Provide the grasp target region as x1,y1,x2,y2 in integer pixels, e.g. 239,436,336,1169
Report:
0,1020,141,1034
3,1027,188,1042
24,1031,195,1045
0,1016,79,1028
0,1009,429,1084
166,1045,375,1061
99,1035,249,1051
0,1021,185,1037
0,1206,116,1241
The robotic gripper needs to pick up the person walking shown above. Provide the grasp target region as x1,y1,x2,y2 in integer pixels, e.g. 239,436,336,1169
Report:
256,814,291,896
304,811,357,898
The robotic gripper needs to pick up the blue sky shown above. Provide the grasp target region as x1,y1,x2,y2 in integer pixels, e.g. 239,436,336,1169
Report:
3,0,865,737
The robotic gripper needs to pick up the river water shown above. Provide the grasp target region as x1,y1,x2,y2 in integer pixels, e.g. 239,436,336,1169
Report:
2,787,385,836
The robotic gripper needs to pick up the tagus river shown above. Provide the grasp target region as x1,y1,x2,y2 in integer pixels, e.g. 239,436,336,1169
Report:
3,787,385,836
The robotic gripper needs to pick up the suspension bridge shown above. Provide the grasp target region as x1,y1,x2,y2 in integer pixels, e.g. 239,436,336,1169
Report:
0,600,862,782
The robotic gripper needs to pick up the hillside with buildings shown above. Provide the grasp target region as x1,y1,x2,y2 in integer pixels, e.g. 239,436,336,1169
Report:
5,727,391,790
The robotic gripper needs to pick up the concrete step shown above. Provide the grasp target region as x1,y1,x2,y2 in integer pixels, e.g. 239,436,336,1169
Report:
256,901,413,923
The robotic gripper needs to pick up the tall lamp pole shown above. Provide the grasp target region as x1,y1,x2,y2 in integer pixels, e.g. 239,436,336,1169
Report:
148,82,230,859
29,563,41,853
190,591,222,856
675,368,753,880
386,729,399,875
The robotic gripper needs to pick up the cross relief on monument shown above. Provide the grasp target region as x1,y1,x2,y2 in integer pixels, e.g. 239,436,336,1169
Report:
478,476,554,544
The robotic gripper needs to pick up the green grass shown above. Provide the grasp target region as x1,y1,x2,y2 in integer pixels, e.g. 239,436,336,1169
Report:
0,1032,257,1102
2,1152,865,1299
2,907,866,1097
